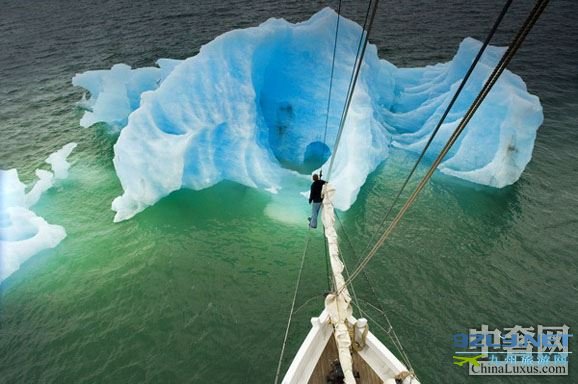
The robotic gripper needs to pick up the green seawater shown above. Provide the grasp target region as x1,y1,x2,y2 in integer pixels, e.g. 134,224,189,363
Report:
1,1,577,383
2,129,576,383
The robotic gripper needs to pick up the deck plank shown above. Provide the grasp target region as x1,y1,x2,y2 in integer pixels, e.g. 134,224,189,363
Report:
308,337,384,384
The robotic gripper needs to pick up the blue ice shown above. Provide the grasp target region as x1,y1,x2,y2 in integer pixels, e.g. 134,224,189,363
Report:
73,8,543,222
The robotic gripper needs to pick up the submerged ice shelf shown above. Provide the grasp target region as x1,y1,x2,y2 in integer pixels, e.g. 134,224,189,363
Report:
73,8,543,222
0,143,76,282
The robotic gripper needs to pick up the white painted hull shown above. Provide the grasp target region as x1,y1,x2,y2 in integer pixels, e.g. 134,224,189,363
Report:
282,310,419,384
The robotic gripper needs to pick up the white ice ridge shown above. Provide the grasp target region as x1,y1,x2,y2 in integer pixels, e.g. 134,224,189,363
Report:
73,8,543,222
72,59,182,128
0,143,77,282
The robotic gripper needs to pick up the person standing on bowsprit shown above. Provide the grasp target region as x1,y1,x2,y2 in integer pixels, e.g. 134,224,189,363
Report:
308,173,326,229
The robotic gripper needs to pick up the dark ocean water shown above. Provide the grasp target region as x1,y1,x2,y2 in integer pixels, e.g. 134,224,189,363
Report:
1,1,577,383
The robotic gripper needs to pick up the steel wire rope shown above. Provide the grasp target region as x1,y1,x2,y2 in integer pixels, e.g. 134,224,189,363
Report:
320,0,343,149
326,0,381,180
342,0,550,290
359,0,514,258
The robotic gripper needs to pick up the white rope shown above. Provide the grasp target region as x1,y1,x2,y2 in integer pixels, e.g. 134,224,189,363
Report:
335,213,417,377
273,232,311,384
293,294,325,315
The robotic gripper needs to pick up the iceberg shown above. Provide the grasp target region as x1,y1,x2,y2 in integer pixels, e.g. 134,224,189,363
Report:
0,143,77,282
73,8,543,222
72,61,181,129
381,38,543,188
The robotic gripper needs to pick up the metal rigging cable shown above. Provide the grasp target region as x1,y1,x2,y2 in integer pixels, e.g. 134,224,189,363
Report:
342,0,550,290
321,0,343,149
274,1,380,380
359,0,514,258
326,0,381,180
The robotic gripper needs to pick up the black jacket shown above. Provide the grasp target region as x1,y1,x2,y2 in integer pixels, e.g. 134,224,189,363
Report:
309,180,326,204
